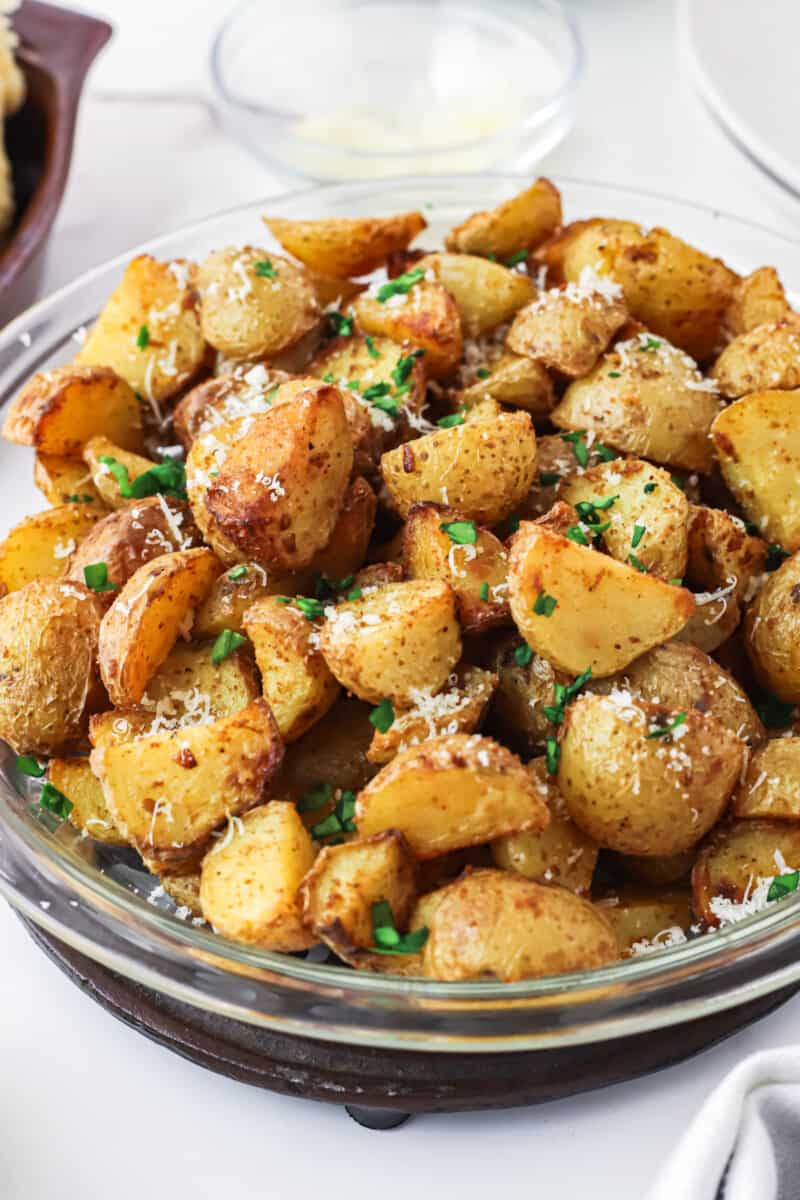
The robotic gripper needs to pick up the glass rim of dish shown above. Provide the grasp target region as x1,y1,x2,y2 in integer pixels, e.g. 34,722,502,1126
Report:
209,0,584,160
2,174,800,1052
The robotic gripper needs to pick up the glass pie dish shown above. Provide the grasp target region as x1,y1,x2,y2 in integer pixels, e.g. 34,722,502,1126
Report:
2,177,800,1059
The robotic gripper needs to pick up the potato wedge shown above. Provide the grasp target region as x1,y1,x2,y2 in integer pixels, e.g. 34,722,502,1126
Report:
366,665,497,764
487,633,572,751
48,757,127,845
0,580,104,755
686,504,767,604
515,432,621,521
200,800,315,950
382,412,537,525
692,819,800,927
356,733,548,858
263,211,426,279
3,366,144,455
712,317,800,398
34,455,105,507
558,692,745,855
243,596,339,741
507,523,694,677
506,275,627,377
421,869,617,982
198,245,319,360
305,475,376,587
416,252,534,336
553,332,723,472
594,887,692,954
744,551,800,702
352,279,462,379
724,267,789,338
319,580,461,706
98,548,222,705
82,436,160,511
276,697,379,803
733,739,800,819
444,178,562,259
710,390,800,551
76,255,206,411
91,699,283,868
458,352,555,418
0,502,106,592
403,503,510,633
172,363,290,449
193,561,287,638
66,497,200,593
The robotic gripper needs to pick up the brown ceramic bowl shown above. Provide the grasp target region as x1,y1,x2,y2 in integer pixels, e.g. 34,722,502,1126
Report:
0,1,111,324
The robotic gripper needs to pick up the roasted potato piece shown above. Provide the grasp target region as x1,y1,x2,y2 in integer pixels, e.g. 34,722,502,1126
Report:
76,255,206,409
172,363,290,449
3,366,144,455
160,872,203,917
516,432,620,520
444,178,562,259
201,382,353,570
198,245,320,360
692,819,800,926
319,580,461,706
366,665,497,764
563,458,689,582
200,801,315,950
506,274,627,378
0,502,106,592
243,596,339,741
710,390,800,551
724,267,789,338
674,595,742,655
82,436,159,511
744,552,800,702
421,869,617,982
416,252,534,336
0,580,103,755
91,699,282,868
98,548,222,706
558,692,745,855
458,352,555,419
594,888,692,954
263,211,426,279
382,412,537,525
66,497,199,594
356,733,548,858
487,633,570,751
298,829,417,965
305,475,376,586
47,756,127,845
553,333,723,472
508,523,694,677
686,504,767,604
34,455,105,507
712,318,800,398
733,739,800,819
589,641,764,748
352,279,462,379
403,503,510,634
492,759,598,894
192,562,287,638
276,697,378,802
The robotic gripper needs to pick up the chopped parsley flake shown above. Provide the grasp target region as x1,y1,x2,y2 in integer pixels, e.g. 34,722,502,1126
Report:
533,590,558,617
479,582,490,602
327,311,354,337
628,553,648,572
646,712,687,740
254,258,277,279
211,628,247,664
561,430,589,468
310,789,357,841
639,336,661,352
543,667,592,728
313,574,354,601
365,335,381,360
369,698,395,734
505,249,528,267
297,782,334,813
346,587,363,601
377,268,425,303
66,494,95,503
371,899,429,955
40,781,72,820
294,596,326,621
545,736,560,776
440,520,477,545
99,456,187,501
136,324,150,350
16,756,45,778
476,367,490,379
83,562,117,593
631,524,646,549
514,642,533,668
437,411,465,428
566,524,590,546
594,443,619,463
643,482,657,494
608,370,621,378
228,565,248,581
768,871,800,902
391,348,424,388
539,471,561,487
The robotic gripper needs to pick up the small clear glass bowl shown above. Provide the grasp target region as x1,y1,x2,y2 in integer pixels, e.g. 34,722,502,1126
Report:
3,177,800,1054
210,0,583,180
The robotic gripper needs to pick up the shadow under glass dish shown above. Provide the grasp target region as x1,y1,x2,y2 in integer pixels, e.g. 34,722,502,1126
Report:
2,178,800,1073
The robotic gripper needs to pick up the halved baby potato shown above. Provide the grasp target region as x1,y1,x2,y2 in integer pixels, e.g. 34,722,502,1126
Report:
458,352,555,418
712,317,800,398
744,552,800,703
3,366,144,455
33,454,105,507
366,664,497,764
263,211,426,279
66,497,200,593
444,177,562,259
506,277,627,378
594,887,692,954
415,252,534,336
692,819,800,927
0,502,106,592
733,738,800,820
352,279,463,379
48,756,127,845
82,436,160,511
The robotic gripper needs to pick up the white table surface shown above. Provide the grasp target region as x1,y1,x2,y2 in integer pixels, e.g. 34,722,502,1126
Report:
4,1,800,1196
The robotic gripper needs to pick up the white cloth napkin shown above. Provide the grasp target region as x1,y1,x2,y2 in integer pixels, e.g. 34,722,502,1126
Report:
646,1046,800,1200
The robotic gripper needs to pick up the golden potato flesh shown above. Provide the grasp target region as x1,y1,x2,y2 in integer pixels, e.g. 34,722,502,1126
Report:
381,412,537,525
416,252,534,337
319,580,461,706
202,382,353,570
444,178,562,259
692,819,800,927
98,548,222,705
305,475,376,587
75,255,206,411
3,365,144,457
558,692,745,856
712,318,800,398
744,552,800,703
458,352,555,419
686,504,767,604
492,760,598,895
91,699,283,869
366,665,497,765
172,363,291,449
352,279,462,379
263,211,426,279
552,333,723,472
594,887,692,954
733,738,800,819
356,733,548,858
507,523,694,677
0,503,106,592
48,757,127,845
724,267,789,338
563,458,689,582
506,277,627,378
200,801,315,951
0,580,103,755
243,596,339,742
421,869,617,982
198,245,320,360
66,497,200,593
711,390,800,551
192,561,288,638
488,633,571,752
33,454,105,508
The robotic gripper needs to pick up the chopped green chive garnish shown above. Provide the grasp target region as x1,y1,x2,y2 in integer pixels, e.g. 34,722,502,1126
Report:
594,443,619,463
505,249,528,267
646,712,687,740
514,642,533,668
100,456,187,501
539,471,562,487
608,370,621,378
542,667,593,728
371,899,429,955
545,736,560,776
39,781,72,820
643,482,657,494
766,544,790,572
391,348,424,389
437,411,465,428
327,311,354,337
66,494,95,503
365,335,381,360
575,495,619,526
294,596,326,621
377,268,425,303
83,562,117,593
228,565,248,581
321,371,335,383
533,590,558,617
310,789,357,840
254,258,277,279
628,553,648,572
566,525,590,546
346,588,363,601
136,324,150,350
441,520,477,545
561,430,589,468
668,577,683,586
631,524,646,549
475,367,490,379
479,582,490,602
297,782,334,813
312,573,354,601
768,871,800,902
346,379,362,391
369,698,395,734
639,336,661,352
16,756,45,778
211,629,247,664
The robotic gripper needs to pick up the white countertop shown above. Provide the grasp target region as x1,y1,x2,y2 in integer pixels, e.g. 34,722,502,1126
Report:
4,1,800,1196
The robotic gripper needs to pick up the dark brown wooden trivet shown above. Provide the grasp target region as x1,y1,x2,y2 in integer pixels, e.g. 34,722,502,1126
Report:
23,918,798,1126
